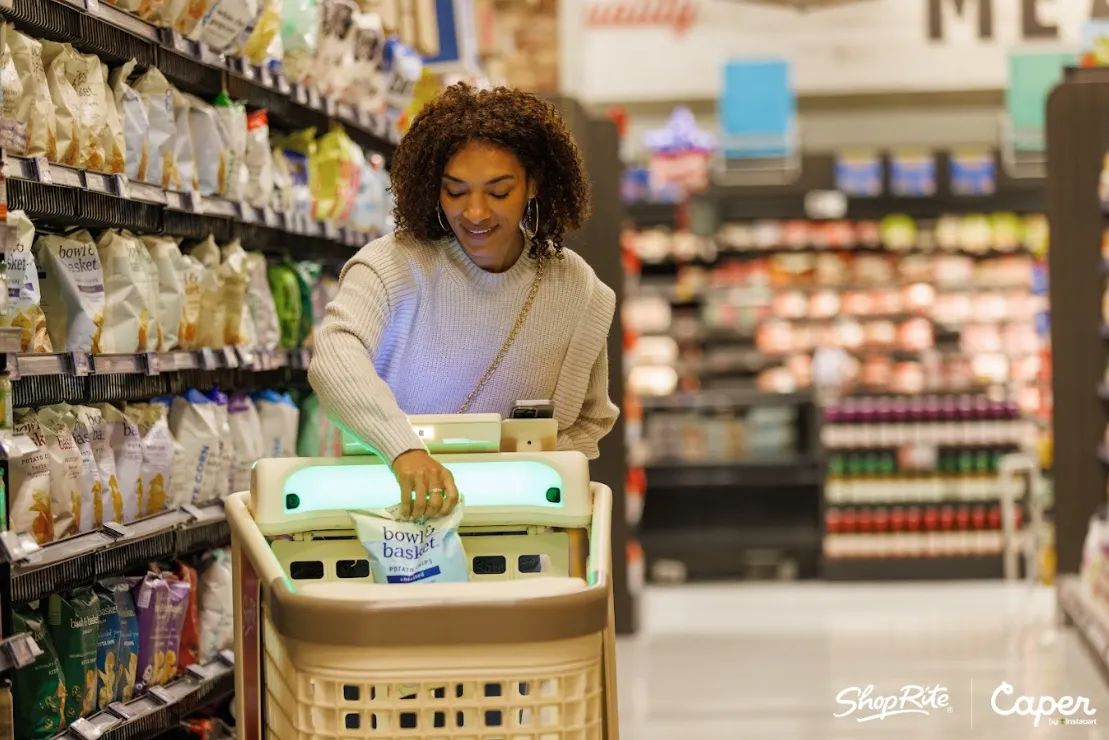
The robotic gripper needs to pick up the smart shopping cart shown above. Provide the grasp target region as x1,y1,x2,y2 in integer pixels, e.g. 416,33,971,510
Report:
226,415,620,739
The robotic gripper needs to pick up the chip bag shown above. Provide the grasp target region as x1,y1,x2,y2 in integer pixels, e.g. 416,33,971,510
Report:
351,503,469,584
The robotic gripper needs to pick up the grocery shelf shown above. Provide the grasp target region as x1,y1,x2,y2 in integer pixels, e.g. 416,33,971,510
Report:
1059,575,1109,687
5,503,229,604
821,554,1010,581
645,458,822,488
0,0,397,157
638,389,814,411
3,152,372,260
53,656,235,740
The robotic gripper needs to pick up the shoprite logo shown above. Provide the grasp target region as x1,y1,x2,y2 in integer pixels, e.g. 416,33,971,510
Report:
833,684,952,722
990,682,1097,727
584,0,698,36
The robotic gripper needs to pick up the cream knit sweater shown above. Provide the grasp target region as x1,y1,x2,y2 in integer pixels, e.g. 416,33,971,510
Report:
308,231,620,463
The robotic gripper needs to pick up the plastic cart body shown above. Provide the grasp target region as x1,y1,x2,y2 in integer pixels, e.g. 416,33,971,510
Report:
227,448,619,739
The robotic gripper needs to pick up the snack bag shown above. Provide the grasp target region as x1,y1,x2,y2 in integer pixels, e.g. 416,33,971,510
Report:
197,548,233,662
4,210,52,352
94,588,122,710
172,562,200,673
75,406,115,528
102,578,139,702
130,573,170,693
206,388,233,501
213,92,247,200
12,608,67,739
244,109,273,207
109,60,150,182
177,253,206,350
39,42,87,168
142,236,186,351
161,577,191,683
228,394,263,492
352,503,469,584
132,67,177,188
100,62,126,175
68,404,103,531
254,390,299,458
36,229,105,353
217,239,250,346
168,390,223,505
170,88,195,192
185,93,223,195
12,408,58,544
95,404,143,523
97,230,156,354
243,251,279,350
47,589,99,725
124,403,175,516
0,24,24,142
189,237,226,348
267,262,303,349
8,30,57,160
38,404,85,538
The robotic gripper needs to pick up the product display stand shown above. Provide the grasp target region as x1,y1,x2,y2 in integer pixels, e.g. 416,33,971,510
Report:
0,1,399,737
1047,66,1109,682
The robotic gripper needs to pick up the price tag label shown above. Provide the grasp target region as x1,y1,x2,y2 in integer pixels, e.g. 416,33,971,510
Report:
147,686,174,705
102,521,132,539
2,633,42,670
239,202,258,223
276,74,292,96
70,352,90,377
143,352,160,376
187,662,213,680
221,347,240,368
236,347,255,368
67,717,101,740
241,61,256,81
294,85,309,105
187,191,203,213
112,174,131,200
180,503,203,520
32,157,52,184
218,649,235,666
308,87,322,110
199,348,218,370
107,702,136,721
324,96,337,117
85,0,100,13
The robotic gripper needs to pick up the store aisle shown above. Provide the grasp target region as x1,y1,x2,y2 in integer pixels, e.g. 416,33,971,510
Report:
616,582,1108,739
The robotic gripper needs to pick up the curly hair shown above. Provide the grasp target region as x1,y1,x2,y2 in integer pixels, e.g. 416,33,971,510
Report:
389,83,592,260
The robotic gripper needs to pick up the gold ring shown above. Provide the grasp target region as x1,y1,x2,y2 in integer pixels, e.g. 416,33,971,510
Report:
429,488,445,495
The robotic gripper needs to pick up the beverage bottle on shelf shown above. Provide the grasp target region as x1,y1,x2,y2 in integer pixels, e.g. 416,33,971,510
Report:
907,505,924,558
940,504,957,557
971,504,989,555
924,505,941,556
826,454,845,504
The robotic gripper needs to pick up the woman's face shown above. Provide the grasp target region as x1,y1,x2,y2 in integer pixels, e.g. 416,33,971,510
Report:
440,140,536,272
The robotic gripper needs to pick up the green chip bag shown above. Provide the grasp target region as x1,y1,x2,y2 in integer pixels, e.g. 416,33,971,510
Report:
47,589,99,724
94,589,122,710
267,263,303,350
12,607,67,739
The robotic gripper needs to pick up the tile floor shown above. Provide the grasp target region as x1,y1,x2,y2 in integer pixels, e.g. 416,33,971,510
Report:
615,581,1109,739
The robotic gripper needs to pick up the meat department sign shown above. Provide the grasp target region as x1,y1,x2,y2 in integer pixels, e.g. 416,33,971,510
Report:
563,0,1109,103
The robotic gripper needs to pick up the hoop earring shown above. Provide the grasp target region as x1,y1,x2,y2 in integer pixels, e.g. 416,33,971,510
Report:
520,198,539,239
437,207,449,233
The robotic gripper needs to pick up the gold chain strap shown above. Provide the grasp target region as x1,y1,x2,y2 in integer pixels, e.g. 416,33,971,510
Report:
457,258,545,414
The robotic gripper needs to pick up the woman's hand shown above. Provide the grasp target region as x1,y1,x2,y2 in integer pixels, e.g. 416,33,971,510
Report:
392,449,460,519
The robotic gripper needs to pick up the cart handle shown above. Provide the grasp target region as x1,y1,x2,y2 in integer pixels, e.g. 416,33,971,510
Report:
225,486,613,648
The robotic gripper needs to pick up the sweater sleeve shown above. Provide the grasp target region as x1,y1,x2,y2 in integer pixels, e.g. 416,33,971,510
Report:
307,256,425,465
557,343,620,460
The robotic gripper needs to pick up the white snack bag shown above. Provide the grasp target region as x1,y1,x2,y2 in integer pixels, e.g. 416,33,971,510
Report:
141,236,186,352
184,94,223,196
4,211,52,353
198,0,261,52
8,30,56,160
37,404,85,537
168,390,223,506
111,60,151,182
0,25,24,134
74,405,115,526
100,62,126,175
95,404,143,524
197,548,234,662
207,390,233,501
244,110,273,208
177,253,206,351
134,238,162,351
214,95,246,200
227,394,263,493
170,88,195,192
97,230,156,353
132,68,176,188
242,251,279,350
36,229,106,353
254,390,299,458
71,405,107,529
218,239,250,347
10,408,55,544
189,237,226,348
40,42,93,169
124,403,175,517
351,503,470,584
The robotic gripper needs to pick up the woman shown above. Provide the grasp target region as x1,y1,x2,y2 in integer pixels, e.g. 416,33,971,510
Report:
308,83,620,520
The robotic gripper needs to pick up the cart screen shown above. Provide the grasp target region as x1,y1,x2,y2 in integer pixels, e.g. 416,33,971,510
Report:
282,461,567,514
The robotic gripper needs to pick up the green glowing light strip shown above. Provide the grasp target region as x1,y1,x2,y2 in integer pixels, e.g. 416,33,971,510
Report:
283,461,565,513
